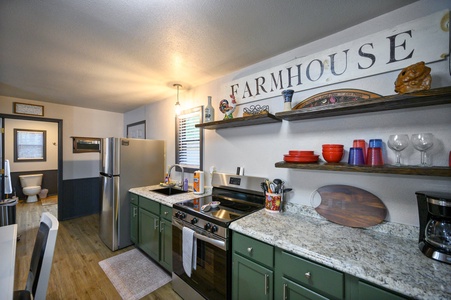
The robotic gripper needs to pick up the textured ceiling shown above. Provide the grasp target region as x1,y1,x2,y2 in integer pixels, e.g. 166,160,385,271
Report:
0,0,416,113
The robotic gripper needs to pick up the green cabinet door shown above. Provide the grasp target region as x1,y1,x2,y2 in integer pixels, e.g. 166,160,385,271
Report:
159,218,172,272
357,281,407,300
280,277,329,300
139,208,159,261
130,203,138,243
232,253,273,300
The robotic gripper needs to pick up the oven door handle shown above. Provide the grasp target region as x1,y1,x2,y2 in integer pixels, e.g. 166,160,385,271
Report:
173,219,227,251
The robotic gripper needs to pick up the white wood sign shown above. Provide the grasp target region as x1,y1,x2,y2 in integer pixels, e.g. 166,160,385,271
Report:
225,10,449,104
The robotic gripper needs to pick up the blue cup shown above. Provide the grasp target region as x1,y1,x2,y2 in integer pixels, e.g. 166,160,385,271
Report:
369,139,383,148
348,147,365,165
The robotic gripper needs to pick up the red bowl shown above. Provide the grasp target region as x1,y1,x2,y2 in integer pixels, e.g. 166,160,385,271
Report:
322,151,343,163
322,144,344,149
321,148,344,152
288,150,314,156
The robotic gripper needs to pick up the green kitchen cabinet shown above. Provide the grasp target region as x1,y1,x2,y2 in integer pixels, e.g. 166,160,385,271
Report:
275,248,344,300
129,193,173,272
139,207,160,260
159,205,172,271
231,232,411,300
130,193,139,243
232,232,274,300
345,275,409,300
130,203,138,243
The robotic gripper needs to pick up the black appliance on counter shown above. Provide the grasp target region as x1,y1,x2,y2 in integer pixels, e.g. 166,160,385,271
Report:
416,191,451,264
172,172,267,300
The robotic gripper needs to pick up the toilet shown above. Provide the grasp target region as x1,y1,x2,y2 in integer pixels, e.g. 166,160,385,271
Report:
19,174,43,203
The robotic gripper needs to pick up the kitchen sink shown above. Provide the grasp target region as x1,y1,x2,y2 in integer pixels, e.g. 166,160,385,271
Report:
151,187,187,196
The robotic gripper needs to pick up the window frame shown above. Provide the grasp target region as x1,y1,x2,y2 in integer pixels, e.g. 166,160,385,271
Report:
175,106,204,173
14,128,47,162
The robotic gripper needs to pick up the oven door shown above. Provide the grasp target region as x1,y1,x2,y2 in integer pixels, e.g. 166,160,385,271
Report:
172,218,230,300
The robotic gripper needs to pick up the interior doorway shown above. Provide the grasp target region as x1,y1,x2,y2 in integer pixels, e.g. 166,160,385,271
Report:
1,113,63,220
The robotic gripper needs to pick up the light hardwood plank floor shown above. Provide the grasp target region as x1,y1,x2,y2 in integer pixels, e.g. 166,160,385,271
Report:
14,201,182,300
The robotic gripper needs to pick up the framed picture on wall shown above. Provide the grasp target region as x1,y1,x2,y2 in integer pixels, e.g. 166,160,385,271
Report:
127,121,146,139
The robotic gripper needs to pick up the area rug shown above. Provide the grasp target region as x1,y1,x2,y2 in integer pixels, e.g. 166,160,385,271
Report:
41,195,58,206
99,248,171,300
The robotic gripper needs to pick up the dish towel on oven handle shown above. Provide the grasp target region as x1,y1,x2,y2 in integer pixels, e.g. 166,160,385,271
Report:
182,227,197,277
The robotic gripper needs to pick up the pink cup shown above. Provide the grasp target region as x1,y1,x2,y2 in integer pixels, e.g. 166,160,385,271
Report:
367,147,384,166
353,139,367,163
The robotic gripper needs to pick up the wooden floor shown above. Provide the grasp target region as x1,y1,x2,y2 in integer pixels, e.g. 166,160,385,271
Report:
14,200,182,300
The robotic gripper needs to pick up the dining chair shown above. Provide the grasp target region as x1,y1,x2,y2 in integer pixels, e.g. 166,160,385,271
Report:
13,212,59,300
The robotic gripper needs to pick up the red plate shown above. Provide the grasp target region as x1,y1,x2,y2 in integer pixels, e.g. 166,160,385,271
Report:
284,155,319,163
288,150,314,156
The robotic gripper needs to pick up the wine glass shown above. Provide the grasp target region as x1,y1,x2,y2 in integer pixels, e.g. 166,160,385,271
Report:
411,133,434,166
387,134,409,166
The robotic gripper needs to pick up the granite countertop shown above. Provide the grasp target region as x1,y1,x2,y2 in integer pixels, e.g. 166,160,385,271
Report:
129,185,210,207
230,207,451,300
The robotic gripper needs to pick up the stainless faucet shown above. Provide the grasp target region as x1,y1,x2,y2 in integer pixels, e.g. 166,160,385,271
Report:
168,164,184,189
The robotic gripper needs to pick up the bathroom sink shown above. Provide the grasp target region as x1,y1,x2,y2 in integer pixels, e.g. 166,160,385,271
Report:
151,187,187,196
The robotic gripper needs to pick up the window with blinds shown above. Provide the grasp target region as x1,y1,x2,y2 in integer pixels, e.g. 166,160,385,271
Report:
176,106,203,173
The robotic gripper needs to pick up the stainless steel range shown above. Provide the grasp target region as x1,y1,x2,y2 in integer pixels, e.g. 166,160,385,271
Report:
172,173,267,300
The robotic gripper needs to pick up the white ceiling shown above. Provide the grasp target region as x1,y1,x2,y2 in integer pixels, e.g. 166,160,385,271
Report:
0,0,417,113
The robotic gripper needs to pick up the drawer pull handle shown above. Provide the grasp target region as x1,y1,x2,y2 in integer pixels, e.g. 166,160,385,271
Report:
283,283,287,300
305,271,311,279
264,274,269,295
164,211,168,215
154,219,159,230
247,247,253,253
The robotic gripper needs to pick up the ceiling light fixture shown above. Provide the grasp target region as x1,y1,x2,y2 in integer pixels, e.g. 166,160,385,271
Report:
174,83,182,115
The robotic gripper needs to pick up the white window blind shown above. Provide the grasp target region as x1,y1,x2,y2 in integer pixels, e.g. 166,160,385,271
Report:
176,107,203,172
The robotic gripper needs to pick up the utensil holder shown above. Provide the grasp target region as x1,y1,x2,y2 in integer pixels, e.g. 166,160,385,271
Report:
265,192,281,213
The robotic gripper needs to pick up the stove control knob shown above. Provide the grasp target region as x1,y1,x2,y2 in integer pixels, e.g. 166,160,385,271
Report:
204,223,212,230
191,218,198,225
211,225,218,233
176,211,186,219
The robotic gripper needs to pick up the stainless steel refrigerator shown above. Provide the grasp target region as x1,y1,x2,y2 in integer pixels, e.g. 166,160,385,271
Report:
99,137,164,251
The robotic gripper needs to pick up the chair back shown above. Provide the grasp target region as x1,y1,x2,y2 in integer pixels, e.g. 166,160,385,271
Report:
25,212,59,300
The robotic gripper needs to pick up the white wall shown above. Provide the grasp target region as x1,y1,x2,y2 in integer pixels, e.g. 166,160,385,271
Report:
0,96,124,180
126,1,451,226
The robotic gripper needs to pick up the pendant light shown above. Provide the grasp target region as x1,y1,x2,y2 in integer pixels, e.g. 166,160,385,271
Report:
174,83,182,115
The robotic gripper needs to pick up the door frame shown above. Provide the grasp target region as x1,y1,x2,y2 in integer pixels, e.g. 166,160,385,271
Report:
1,113,63,220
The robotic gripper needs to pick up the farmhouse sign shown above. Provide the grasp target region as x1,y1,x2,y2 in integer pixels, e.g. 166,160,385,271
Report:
227,10,449,103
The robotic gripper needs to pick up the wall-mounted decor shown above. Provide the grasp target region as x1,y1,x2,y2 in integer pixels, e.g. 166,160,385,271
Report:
14,129,47,162
72,137,101,153
13,102,44,116
127,121,146,139
293,89,381,110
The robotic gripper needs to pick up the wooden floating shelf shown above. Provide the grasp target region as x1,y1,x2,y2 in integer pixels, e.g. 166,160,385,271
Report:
275,161,451,177
275,86,451,121
195,112,281,130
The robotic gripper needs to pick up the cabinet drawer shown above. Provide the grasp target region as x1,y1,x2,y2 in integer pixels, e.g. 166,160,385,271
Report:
276,249,344,299
130,193,139,205
139,196,159,214
233,232,274,269
160,205,172,221
358,281,407,300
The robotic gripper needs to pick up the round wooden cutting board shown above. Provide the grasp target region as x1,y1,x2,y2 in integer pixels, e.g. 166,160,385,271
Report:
314,185,387,228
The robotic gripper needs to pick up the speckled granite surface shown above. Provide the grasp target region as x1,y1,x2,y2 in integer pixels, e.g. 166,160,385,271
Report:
129,185,210,207
230,206,451,300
